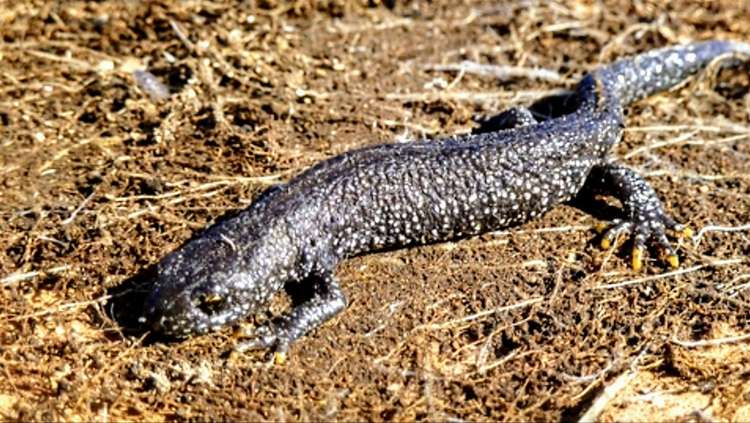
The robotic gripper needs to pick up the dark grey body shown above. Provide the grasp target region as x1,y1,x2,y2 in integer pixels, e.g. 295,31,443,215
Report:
143,40,750,351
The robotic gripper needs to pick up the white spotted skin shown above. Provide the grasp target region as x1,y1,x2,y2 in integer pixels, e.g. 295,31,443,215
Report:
143,40,750,343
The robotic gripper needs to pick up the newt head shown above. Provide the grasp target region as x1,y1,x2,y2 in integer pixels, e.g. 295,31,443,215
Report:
141,230,286,338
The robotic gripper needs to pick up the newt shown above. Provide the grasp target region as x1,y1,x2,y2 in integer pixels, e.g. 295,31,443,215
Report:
142,40,750,354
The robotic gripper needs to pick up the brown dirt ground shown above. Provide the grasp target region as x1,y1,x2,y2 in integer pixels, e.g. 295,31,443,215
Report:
1,0,750,421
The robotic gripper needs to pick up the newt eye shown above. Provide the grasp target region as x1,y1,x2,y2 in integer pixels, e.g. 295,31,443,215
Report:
193,293,226,315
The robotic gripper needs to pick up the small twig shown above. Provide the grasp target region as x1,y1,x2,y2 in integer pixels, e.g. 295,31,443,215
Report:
640,169,750,181
61,190,97,225
105,175,285,203
37,235,68,248
169,19,195,51
1,265,72,286
561,360,616,383
9,294,110,321
203,171,293,183
331,17,415,34
625,132,750,159
723,274,750,296
623,130,698,159
598,20,673,62
693,223,750,247
380,119,442,136
491,224,590,237
441,44,515,61
444,259,548,270
417,296,544,330
444,66,466,90
577,370,637,423
576,348,648,423
671,332,750,348
424,61,564,82
26,50,94,71
626,122,750,133
593,258,744,290
383,88,567,104
475,350,520,375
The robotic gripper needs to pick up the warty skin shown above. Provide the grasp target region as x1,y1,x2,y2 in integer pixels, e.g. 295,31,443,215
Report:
142,40,750,353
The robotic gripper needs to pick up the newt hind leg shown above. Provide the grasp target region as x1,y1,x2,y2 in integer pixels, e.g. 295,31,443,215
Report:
581,162,691,270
